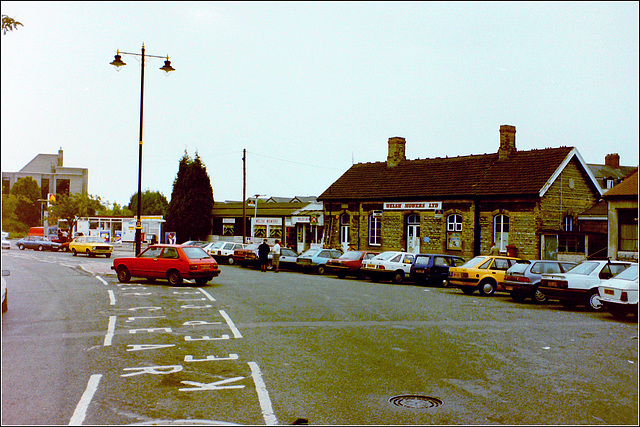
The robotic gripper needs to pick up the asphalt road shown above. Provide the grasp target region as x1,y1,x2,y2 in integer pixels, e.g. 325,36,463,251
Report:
1,247,638,425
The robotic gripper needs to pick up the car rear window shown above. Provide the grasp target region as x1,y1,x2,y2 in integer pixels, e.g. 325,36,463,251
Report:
462,256,488,268
182,247,211,259
508,263,530,274
414,255,431,264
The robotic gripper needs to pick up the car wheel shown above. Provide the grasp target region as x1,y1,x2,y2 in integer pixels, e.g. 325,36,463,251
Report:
586,290,603,311
227,256,234,265
167,270,183,286
86,249,93,258
2,294,7,313
105,254,111,258
18,244,25,250
117,266,131,283
478,279,496,296
532,287,548,304
317,265,326,275
37,245,44,251
195,277,210,286
461,287,475,295
72,249,78,256
560,299,577,309
392,270,404,284
337,272,346,279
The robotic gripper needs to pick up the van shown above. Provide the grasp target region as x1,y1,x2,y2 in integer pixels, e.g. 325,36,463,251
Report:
28,226,60,242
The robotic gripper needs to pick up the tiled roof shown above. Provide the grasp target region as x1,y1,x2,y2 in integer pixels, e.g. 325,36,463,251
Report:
319,146,575,201
603,170,638,199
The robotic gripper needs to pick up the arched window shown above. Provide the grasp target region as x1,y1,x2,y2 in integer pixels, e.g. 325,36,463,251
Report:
494,214,510,252
563,215,574,232
340,213,350,247
369,212,382,246
446,214,463,250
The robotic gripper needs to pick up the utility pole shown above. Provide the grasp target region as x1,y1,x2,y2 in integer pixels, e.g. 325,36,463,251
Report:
242,149,246,243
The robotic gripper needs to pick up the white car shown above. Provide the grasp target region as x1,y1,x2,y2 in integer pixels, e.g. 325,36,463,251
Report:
203,241,246,265
361,251,416,284
539,260,633,311
2,238,10,250
598,264,638,320
2,269,9,313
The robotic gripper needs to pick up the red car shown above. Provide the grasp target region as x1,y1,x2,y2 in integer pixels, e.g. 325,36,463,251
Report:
232,243,261,267
326,250,379,279
111,244,220,286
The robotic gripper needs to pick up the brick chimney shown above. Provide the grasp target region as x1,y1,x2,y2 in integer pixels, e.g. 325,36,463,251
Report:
58,147,63,167
498,125,516,160
605,153,620,169
387,137,406,168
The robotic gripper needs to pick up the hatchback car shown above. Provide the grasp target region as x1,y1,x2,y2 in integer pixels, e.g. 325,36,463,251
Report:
233,243,261,267
296,248,343,274
504,260,576,303
69,235,114,258
181,240,209,248
361,251,416,284
112,244,220,286
539,260,633,310
598,264,638,319
268,247,299,271
204,241,246,264
409,253,465,286
15,235,61,252
448,255,521,296
326,250,379,279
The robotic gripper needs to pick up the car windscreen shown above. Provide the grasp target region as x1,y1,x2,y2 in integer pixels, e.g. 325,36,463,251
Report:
461,256,487,268
182,247,211,259
86,237,103,243
507,263,529,274
300,249,320,257
340,251,363,260
612,265,638,281
373,252,398,261
565,261,599,275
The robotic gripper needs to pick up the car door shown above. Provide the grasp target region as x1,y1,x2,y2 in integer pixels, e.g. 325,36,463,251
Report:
433,256,451,281
154,247,181,279
133,246,164,277
401,254,415,273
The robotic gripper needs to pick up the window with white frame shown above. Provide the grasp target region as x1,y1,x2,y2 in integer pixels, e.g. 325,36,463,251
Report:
446,214,462,250
369,212,382,246
340,214,350,246
493,214,510,251
563,215,574,232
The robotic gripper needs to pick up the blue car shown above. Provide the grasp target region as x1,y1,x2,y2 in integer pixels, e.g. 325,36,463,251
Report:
15,235,61,252
409,253,465,286
296,248,343,275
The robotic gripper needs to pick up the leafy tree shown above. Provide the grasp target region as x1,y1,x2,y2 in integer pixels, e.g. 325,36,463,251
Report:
128,190,169,216
1,14,23,35
165,151,214,242
49,193,105,233
1,193,30,234
10,177,41,226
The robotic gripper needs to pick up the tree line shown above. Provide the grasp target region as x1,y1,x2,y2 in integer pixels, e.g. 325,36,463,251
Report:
2,151,214,243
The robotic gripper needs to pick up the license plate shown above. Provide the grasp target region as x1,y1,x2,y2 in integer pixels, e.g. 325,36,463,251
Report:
201,265,211,270
547,281,557,287
416,269,424,273
604,289,614,295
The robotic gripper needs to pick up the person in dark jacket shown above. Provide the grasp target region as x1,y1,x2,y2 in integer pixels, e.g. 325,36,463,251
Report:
258,239,270,272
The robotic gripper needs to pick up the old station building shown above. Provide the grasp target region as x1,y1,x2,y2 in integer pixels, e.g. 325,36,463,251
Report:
318,125,607,261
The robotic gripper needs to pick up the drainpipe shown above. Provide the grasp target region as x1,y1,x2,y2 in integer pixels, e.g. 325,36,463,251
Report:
473,197,481,256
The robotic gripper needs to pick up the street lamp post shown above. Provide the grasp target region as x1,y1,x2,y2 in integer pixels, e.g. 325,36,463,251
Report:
110,43,175,255
253,194,265,241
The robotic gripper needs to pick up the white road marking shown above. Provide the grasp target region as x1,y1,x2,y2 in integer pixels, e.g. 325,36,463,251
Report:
219,310,243,339
248,362,278,425
103,316,116,346
198,288,217,301
96,276,108,286
107,290,116,306
69,374,102,425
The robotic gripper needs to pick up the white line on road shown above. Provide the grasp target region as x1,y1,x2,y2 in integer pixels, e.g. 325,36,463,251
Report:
107,290,116,306
69,374,102,425
198,288,217,301
96,276,108,286
219,310,243,339
249,362,278,425
104,316,116,346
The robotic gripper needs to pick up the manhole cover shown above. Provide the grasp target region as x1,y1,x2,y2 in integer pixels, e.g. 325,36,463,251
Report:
389,395,443,409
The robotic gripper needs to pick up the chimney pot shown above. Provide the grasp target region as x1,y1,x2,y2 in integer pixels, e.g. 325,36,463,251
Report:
498,125,516,160
605,153,620,169
387,137,406,168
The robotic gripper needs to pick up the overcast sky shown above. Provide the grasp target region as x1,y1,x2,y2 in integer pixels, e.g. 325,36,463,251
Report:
2,1,638,207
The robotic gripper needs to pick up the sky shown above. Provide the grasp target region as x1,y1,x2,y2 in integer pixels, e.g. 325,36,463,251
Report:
2,1,638,208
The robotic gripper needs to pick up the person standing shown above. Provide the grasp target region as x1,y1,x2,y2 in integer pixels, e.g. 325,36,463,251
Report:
490,241,500,255
272,239,281,272
258,239,270,272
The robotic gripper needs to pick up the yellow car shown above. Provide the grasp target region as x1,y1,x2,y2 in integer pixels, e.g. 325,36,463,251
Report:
448,255,522,296
69,235,114,258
